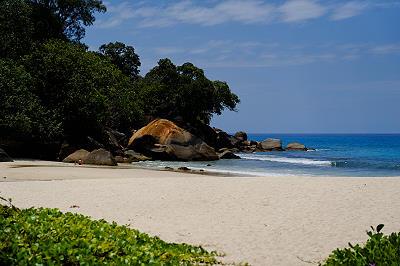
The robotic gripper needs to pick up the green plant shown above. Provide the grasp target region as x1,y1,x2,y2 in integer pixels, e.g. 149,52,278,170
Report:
322,224,400,265
0,204,222,265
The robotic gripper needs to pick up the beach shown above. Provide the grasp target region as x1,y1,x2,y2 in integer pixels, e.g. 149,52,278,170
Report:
1,161,400,265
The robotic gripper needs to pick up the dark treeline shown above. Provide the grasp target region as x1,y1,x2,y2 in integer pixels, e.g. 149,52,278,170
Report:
0,0,239,158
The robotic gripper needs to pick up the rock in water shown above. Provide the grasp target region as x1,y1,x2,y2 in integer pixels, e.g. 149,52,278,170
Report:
234,131,248,141
286,142,307,151
85,149,117,166
0,148,13,162
218,150,241,159
128,119,218,161
258,138,282,151
63,149,90,163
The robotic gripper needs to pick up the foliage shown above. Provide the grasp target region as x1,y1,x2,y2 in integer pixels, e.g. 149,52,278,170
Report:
29,0,106,41
322,224,400,266
23,39,143,141
0,205,221,265
138,58,240,124
99,42,141,80
0,59,61,141
0,0,36,59
0,0,105,60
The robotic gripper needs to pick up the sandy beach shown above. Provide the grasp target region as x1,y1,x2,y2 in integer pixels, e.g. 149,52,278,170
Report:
1,161,400,265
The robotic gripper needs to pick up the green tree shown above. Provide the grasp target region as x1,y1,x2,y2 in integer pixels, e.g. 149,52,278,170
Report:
29,0,106,41
0,59,61,141
0,0,105,60
23,40,143,142
0,0,35,59
138,58,240,124
99,42,141,80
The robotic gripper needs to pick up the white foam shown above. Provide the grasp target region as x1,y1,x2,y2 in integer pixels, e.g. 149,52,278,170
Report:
240,155,332,166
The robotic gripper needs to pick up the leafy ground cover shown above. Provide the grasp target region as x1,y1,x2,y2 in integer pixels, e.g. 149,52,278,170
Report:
0,200,222,265
322,224,400,265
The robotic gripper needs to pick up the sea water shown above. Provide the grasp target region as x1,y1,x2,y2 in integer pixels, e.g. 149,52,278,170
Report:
133,134,400,177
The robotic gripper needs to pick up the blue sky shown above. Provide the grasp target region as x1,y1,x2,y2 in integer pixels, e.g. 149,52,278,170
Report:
84,0,400,133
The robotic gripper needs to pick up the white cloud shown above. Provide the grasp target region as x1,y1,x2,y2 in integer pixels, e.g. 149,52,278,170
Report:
331,1,369,20
96,0,399,29
149,41,400,69
370,44,400,54
279,0,326,22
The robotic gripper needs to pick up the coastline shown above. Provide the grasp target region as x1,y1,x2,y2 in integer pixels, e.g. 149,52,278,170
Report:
1,160,400,265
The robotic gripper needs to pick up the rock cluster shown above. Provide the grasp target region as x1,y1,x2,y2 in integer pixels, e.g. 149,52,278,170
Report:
61,118,311,164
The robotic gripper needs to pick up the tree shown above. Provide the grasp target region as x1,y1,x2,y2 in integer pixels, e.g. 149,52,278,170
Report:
29,0,106,41
0,0,35,59
138,58,240,124
23,40,143,142
0,59,61,141
0,0,105,59
99,42,141,80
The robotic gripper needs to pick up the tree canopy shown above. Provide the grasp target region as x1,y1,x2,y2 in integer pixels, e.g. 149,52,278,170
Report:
29,0,106,41
138,59,240,124
0,0,105,59
99,42,141,80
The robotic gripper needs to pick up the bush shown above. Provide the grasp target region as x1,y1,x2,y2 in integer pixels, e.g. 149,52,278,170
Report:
322,224,400,265
0,204,221,265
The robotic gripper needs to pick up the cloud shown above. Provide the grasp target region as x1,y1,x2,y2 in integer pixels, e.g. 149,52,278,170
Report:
279,0,326,22
97,0,398,29
149,41,400,69
331,1,369,20
370,44,400,54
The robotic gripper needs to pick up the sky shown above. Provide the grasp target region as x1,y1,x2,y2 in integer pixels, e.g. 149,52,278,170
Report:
84,0,400,133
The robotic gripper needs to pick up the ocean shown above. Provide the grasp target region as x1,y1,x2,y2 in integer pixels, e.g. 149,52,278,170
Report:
133,134,400,177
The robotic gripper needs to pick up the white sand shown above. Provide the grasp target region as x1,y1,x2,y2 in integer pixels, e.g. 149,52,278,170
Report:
1,160,400,265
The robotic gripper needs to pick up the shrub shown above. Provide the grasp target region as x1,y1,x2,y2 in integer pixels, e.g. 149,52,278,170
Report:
322,224,400,265
0,204,221,265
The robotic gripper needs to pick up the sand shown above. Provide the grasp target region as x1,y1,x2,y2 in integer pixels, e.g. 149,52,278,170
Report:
1,160,400,265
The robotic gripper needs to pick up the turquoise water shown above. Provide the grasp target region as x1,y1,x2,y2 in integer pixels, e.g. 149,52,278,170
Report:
134,134,400,177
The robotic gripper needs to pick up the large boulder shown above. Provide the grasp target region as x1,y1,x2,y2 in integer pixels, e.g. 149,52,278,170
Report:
214,128,234,149
63,149,90,163
286,142,307,151
85,148,117,166
128,119,218,161
258,138,282,151
234,131,248,142
0,148,13,162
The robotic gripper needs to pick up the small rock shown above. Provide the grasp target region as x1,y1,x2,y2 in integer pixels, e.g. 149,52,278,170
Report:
234,131,248,141
124,150,151,161
62,149,90,163
286,142,307,151
164,166,173,170
258,138,282,151
85,149,117,166
178,167,191,171
115,156,131,163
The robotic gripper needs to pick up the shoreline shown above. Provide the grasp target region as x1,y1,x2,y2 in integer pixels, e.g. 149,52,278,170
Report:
1,160,400,265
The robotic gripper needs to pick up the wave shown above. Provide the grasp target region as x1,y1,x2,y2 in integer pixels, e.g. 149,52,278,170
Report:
240,155,332,166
